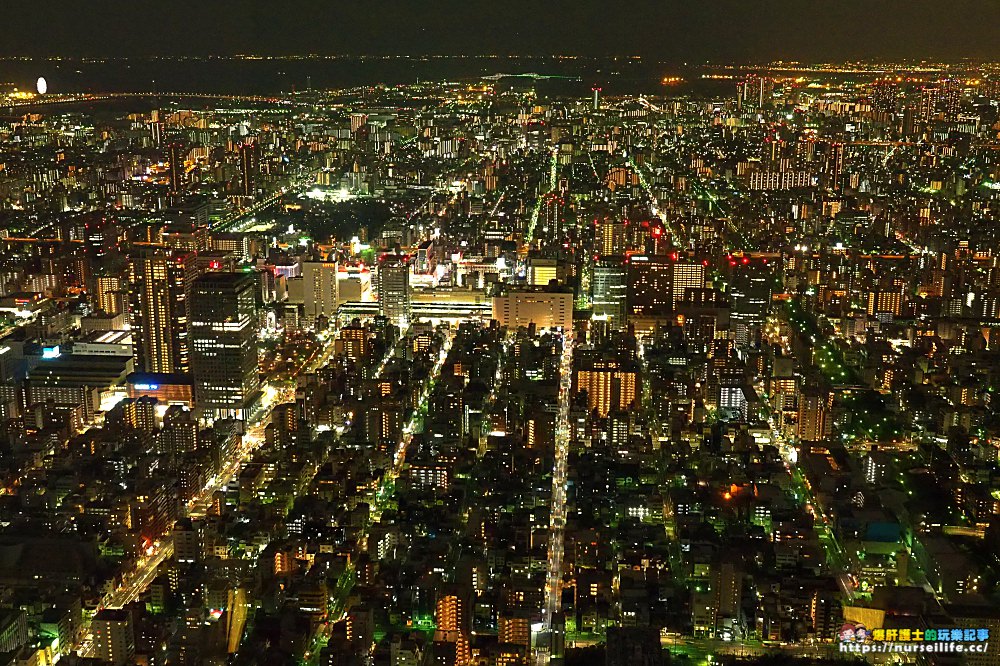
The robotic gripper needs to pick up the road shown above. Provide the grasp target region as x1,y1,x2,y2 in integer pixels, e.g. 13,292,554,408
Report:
537,335,575,665
304,329,454,663
76,542,174,657
78,326,341,658
212,171,318,233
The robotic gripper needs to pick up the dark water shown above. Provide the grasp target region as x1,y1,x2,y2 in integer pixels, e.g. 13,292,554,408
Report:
0,56,733,98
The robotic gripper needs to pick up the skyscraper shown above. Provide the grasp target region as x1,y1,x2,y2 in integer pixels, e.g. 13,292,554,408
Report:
168,142,184,194
597,218,627,256
573,351,640,417
128,245,195,374
376,254,410,327
672,260,706,308
189,272,260,419
729,257,774,348
302,261,340,324
627,255,674,319
239,141,259,197
592,256,628,322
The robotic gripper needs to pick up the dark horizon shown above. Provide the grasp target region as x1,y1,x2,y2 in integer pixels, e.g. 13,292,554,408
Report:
2,1,1000,62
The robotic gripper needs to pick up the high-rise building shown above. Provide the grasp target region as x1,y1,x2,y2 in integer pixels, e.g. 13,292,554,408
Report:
128,245,195,374
592,256,628,322
598,218,627,256
825,142,844,192
302,261,340,324
573,352,640,417
92,609,135,666
797,386,832,443
96,274,125,315
168,143,184,194
189,272,260,419
627,255,674,318
435,588,471,635
335,324,369,362
737,74,774,111
239,141,259,197
672,261,706,308
377,254,411,327
870,79,898,116
917,85,940,122
527,257,561,287
729,258,774,348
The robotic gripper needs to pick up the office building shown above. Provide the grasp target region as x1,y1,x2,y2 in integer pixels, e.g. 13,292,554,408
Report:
492,290,573,331
240,141,259,197
377,254,411,327
573,352,640,417
303,261,340,324
168,142,184,194
128,245,195,374
627,255,674,318
189,272,260,419
592,256,628,322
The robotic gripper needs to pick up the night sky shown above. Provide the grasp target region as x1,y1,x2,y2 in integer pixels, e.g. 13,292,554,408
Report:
1,0,998,61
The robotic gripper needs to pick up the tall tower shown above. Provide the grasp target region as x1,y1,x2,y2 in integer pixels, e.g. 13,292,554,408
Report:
189,272,260,420
168,142,184,194
239,141,259,197
377,254,411,327
826,142,844,193
128,245,195,374
729,257,773,348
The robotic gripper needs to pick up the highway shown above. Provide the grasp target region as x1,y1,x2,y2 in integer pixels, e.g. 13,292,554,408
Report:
537,335,575,665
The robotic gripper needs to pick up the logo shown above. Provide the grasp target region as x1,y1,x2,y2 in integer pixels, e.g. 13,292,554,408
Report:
840,623,870,643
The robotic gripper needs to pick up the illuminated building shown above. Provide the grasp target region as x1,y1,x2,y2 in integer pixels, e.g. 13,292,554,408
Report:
168,142,184,194
239,141,259,197
335,324,368,362
526,256,560,286
92,609,135,666
573,353,640,417
434,587,471,666
126,372,195,407
626,255,673,318
797,386,832,443
672,260,706,308
492,290,573,331
825,142,844,192
128,245,195,374
737,74,774,111
598,218,627,256
728,258,773,348
592,256,628,322
189,272,260,420
337,263,373,302
96,275,125,315
376,254,411,327
302,261,340,324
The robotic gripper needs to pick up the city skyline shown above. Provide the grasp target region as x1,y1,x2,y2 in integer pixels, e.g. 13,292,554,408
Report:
1,10,1000,665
